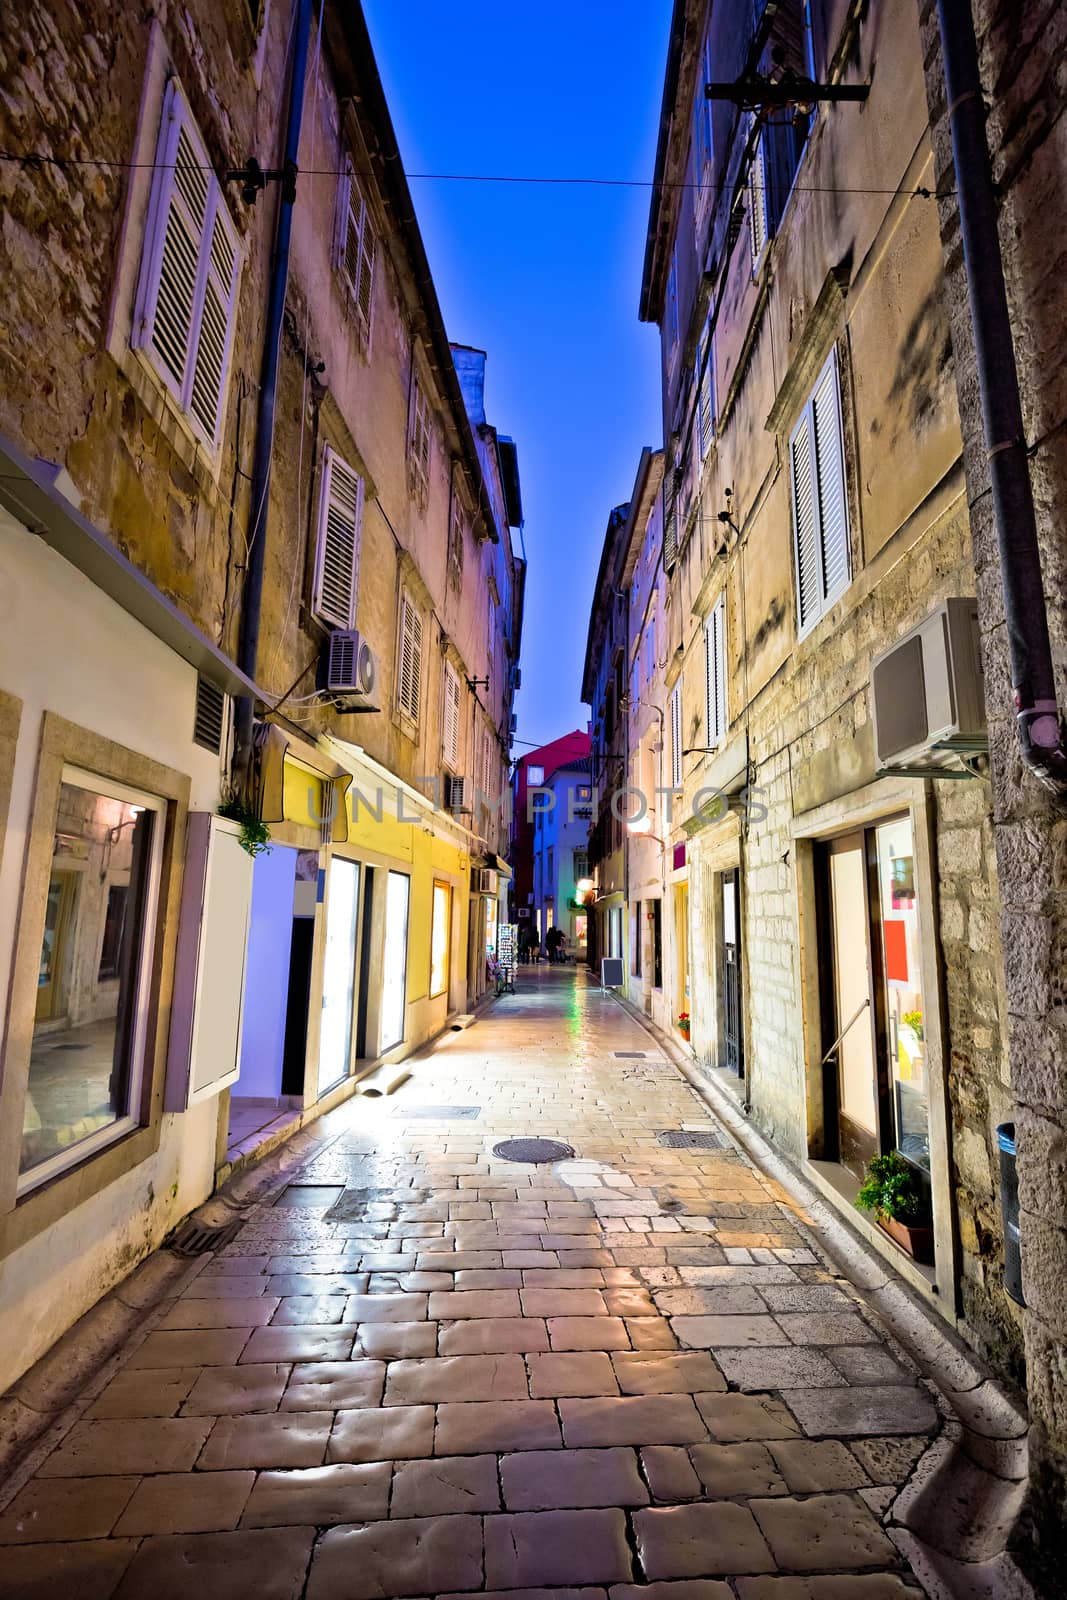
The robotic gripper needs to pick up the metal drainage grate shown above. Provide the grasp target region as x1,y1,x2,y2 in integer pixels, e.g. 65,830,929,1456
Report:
492,1137,575,1164
392,1105,481,1120
656,1129,726,1151
274,1185,345,1209
168,1217,243,1257
614,1051,647,1059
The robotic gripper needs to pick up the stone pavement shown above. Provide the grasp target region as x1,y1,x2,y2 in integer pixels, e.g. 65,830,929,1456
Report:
0,964,940,1599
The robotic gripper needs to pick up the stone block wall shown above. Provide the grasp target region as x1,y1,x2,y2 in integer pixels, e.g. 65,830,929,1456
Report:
917,0,1067,1552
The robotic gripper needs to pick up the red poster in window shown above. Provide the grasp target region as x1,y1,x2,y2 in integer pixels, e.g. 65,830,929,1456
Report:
884,919,908,984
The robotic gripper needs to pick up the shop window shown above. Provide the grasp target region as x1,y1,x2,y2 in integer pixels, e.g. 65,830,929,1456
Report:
21,772,165,1189
133,80,241,451
818,815,930,1182
336,157,376,351
380,870,410,1051
312,446,365,630
430,880,451,998
632,901,643,977
319,857,360,1096
790,348,851,635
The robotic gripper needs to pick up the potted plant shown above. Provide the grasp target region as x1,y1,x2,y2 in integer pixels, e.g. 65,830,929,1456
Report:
856,1151,934,1263
218,790,272,858
677,1011,691,1040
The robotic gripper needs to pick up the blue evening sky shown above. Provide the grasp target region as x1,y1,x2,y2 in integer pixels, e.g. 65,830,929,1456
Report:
361,0,671,751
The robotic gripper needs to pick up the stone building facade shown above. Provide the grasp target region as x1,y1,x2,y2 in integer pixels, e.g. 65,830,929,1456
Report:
0,0,522,1391
918,0,1067,1555
632,0,1018,1430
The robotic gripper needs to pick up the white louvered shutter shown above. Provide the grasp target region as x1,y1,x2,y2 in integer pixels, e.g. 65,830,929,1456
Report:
189,194,239,444
705,596,726,747
670,686,683,789
790,409,820,632
812,351,850,607
443,662,460,767
663,478,679,571
138,84,208,397
748,126,768,265
338,161,376,348
313,448,363,629
398,596,422,723
699,357,714,459
410,381,431,500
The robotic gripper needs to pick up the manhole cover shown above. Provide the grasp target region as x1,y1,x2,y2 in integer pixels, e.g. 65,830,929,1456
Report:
656,1129,726,1150
614,1051,647,1059
392,1105,481,1119
492,1138,575,1164
274,1185,345,1209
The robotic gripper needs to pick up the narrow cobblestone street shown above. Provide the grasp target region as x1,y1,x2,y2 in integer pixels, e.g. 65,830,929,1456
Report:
0,966,941,1597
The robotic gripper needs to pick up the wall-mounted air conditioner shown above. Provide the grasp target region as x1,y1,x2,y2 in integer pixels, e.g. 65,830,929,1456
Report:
444,773,471,815
870,598,986,771
325,629,379,710
474,868,498,894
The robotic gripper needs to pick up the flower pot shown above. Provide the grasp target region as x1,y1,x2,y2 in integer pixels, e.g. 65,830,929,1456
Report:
878,1213,934,1264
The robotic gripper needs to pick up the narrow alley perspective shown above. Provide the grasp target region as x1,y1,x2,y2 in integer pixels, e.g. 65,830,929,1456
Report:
0,966,1015,1598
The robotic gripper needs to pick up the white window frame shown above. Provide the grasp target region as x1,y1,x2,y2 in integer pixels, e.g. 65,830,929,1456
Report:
790,347,852,637
311,446,365,630
132,78,242,453
697,319,715,461
18,767,166,1197
442,660,461,770
409,375,432,504
335,156,376,351
704,593,727,749
669,684,683,790
396,591,423,726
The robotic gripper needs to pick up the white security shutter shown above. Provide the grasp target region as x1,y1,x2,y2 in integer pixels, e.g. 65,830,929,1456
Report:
790,410,820,632
670,685,683,789
748,124,768,265
134,81,241,449
398,595,422,723
443,661,460,768
189,196,240,444
812,351,850,604
312,447,364,629
704,595,727,747
790,349,851,634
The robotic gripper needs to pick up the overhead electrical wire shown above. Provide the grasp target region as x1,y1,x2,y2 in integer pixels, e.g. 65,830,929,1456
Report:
0,149,952,200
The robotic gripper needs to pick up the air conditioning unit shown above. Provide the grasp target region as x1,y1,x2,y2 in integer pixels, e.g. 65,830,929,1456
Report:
444,773,471,815
474,868,498,894
325,630,379,709
871,598,986,771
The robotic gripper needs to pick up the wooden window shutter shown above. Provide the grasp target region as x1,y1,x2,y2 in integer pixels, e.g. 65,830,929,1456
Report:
398,595,422,723
748,124,768,264
699,356,714,460
134,81,241,449
812,351,850,605
443,662,460,768
410,380,430,501
705,596,726,746
337,160,375,348
663,477,679,572
670,686,683,789
312,447,363,629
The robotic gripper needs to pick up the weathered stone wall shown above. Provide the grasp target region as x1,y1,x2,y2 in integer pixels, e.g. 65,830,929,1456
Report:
917,0,1067,1551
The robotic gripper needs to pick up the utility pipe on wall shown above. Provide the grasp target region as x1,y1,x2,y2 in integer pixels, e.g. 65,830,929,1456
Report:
234,0,314,784
935,0,1067,794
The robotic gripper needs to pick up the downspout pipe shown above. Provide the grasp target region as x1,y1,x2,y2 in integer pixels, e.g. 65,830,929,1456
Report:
234,0,314,785
935,0,1067,793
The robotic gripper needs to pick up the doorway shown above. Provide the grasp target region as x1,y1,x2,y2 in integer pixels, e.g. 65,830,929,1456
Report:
721,868,744,1076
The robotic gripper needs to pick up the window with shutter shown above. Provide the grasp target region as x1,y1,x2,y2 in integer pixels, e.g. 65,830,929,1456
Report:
669,685,683,789
789,348,851,636
336,159,376,351
665,252,679,352
443,661,461,769
748,121,769,268
448,493,465,576
693,37,714,220
312,446,364,629
704,595,727,748
133,80,241,451
397,593,423,724
697,324,715,461
663,477,679,572
409,377,432,503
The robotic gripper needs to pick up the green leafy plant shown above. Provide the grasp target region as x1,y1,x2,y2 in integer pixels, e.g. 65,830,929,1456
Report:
678,1011,691,1030
218,792,272,858
856,1151,930,1226
901,1010,924,1038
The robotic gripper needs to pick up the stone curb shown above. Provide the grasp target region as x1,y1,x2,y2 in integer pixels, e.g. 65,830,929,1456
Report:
607,987,1038,1600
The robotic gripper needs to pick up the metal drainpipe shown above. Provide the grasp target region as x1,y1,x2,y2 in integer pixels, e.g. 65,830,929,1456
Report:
233,0,314,785
935,0,1067,793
